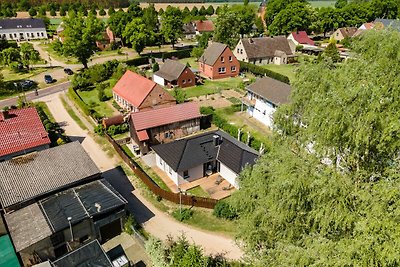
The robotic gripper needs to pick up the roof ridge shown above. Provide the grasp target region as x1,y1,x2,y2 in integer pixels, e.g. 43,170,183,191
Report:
73,188,91,218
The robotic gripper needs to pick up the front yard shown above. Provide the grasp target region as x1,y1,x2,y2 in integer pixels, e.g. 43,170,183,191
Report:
76,86,117,118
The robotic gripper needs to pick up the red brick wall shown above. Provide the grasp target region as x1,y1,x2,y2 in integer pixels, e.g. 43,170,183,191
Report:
177,67,196,88
139,85,176,111
199,47,240,79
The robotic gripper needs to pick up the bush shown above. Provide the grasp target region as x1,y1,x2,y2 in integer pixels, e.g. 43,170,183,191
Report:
213,201,237,220
124,214,137,235
172,208,194,222
94,124,104,136
106,123,129,136
152,62,159,72
200,106,215,115
239,61,290,84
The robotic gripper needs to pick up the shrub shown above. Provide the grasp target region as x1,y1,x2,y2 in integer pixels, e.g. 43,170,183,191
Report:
152,62,159,72
106,123,129,136
200,106,215,115
239,61,290,84
213,201,237,220
172,208,194,222
124,214,137,235
94,124,104,136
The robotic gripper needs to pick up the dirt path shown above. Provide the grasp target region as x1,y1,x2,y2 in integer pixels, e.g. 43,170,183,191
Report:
36,92,244,261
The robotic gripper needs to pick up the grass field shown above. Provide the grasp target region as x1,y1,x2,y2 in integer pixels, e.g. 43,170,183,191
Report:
187,186,210,198
2,68,48,82
184,77,244,98
261,64,297,82
77,87,116,118
308,0,336,7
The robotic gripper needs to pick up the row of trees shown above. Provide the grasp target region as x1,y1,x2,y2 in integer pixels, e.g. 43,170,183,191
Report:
266,0,400,35
224,30,400,265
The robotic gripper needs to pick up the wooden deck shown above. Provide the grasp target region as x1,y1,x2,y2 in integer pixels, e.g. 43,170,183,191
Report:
152,167,235,200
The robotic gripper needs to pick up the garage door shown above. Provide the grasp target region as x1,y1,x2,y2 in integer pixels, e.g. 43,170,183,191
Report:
100,219,122,243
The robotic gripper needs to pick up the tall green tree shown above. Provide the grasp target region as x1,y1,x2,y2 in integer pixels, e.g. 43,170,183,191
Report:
160,6,183,48
335,0,348,9
213,6,239,48
123,18,152,55
268,1,315,35
322,42,340,62
230,30,400,266
20,42,40,70
28,7,37,17
62,12,104,68
142,4,158,33
0,47,20,66
107,10,131,44
264,0,306,26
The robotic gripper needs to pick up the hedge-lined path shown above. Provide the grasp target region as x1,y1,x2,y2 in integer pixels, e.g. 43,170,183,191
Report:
36,91,244,261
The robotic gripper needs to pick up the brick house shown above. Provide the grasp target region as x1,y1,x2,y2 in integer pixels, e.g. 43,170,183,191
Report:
96,27,116,50
198,42,240,79
112,70,176,112
128,102,202,154
153,59,196,88
0,107,50,161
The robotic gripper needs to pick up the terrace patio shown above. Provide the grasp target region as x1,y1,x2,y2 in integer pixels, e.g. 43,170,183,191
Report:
153,167,235,200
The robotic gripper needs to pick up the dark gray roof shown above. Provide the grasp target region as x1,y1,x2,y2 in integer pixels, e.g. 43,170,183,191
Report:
374,18,400,31
183,23,196,34
40,179,127,232
240,36,293,59
5,203,52,252
247,77,292,106
52,240,112,267
152,130,259,174
0,18,46,30
0,141,101,209
199,42,227,66
154,59,189,81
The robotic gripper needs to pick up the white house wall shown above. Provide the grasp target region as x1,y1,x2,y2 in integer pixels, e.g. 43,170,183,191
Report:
0,28,47,41
233,41,248,62
219,163,239,189
246,93,276,128
179,164,203,182
155,153,179,185
153,74,165,87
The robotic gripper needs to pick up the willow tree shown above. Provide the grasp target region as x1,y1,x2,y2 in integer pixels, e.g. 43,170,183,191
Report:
229,30,400,266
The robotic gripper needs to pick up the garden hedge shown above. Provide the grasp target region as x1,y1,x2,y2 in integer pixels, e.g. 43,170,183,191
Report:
239,61,290,84
126,49,192,67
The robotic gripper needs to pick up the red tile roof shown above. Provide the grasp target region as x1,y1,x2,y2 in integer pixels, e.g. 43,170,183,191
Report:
195,20,215,32
291,31,314,46
137,130,149,141
112,70,157,108
0,107,50,157
131,102,201,131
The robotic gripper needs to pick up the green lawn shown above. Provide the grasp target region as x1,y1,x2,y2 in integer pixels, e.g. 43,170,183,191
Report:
308,0,336,7
179,58,198,69
77,87,115,118
187,186,210,198
182,208,238,237
184,77,244,98
39,43,79,64
261,64,297,82
2,68,48,82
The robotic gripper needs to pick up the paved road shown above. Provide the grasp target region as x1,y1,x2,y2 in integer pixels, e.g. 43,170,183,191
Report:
37,92,244,261
0,81,70,108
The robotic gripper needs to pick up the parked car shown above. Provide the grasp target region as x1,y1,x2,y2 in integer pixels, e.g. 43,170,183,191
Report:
64,68,73,75
44,75,54,84
20,80,34,89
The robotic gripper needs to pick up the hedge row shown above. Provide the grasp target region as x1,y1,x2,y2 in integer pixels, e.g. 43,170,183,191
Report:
239,61,290,84
125,49,192,67
67,87,102,122
200,105,269,152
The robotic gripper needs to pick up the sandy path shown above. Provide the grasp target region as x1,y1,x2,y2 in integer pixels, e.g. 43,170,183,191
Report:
37,92,244,261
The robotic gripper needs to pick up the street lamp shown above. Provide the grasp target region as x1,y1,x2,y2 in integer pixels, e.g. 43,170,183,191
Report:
67,217,74,242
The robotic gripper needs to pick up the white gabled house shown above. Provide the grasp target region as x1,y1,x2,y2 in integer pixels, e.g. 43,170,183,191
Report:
152,130,259,189
0,18,48,41
243,76,291,128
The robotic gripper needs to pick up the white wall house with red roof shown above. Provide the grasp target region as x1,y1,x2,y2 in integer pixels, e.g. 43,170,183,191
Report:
112,70,176,112
0,107,50,161
287,31,315,47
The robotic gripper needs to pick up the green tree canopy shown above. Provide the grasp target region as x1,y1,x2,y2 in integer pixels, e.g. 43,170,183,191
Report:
123,18,152,55
160,6,183,48
230,30,400,266
268,1,315,35
62,12,104,68
20,42,40,70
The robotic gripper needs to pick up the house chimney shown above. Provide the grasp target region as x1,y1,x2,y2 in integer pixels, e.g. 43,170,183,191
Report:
213,135,220,146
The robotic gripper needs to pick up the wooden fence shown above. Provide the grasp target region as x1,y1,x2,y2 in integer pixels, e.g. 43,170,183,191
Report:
105,134,218,209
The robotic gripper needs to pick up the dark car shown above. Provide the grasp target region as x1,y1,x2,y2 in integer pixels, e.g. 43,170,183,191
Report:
20,80,34,89
64,68,73,75
44,75,54,84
